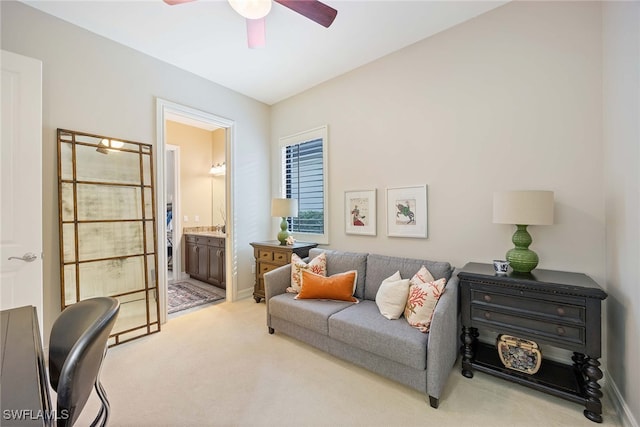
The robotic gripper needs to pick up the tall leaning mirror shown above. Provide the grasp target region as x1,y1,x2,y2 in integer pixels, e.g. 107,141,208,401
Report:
57,128,160,345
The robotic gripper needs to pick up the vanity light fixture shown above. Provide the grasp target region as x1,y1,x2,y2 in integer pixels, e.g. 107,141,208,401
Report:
209,162,226,176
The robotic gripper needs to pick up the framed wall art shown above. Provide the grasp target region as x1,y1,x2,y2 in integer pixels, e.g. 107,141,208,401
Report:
345,189,376,236
386,185,428,238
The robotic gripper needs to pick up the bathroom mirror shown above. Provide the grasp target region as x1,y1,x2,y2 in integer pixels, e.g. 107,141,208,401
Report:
57,129,160,345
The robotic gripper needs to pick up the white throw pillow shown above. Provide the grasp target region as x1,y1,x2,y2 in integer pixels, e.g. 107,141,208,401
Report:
375,271,411,320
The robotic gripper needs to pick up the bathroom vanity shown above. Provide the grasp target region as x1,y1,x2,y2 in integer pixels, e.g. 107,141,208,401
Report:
184,232,226,289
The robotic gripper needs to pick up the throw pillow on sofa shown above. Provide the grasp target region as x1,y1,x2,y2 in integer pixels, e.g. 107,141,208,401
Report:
375,271,411,320
295,270,359,303
404,277,447,333
289,252,327,293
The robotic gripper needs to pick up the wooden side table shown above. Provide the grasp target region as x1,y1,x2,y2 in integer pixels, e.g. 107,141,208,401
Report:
458,262,607,423
250,241,318,303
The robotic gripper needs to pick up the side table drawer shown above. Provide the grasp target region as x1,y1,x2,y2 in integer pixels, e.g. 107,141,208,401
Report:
259,263,279,277
258,250,274,262
470,290,585,324
471,307,585,346
273,251,288,263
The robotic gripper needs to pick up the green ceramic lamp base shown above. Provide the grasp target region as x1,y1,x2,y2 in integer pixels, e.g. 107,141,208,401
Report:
277,217,290,246
506,224,539,273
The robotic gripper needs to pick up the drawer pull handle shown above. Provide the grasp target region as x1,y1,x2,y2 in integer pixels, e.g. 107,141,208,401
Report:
556,326,565,336
483,295,491,302
557,307,565,316
484,312,491,320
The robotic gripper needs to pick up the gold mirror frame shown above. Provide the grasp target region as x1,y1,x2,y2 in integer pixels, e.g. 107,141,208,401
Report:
57,129,160,345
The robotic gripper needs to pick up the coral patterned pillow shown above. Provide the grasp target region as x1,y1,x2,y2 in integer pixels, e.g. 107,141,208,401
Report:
410,265,435,285
289,252,327,293
404,277,447,333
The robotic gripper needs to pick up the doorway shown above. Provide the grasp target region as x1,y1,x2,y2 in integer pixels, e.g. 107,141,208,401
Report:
156,99,235,324
1,50,43,334
165,144,180,283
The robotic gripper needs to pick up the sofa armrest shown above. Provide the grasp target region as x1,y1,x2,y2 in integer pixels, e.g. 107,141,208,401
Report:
426,268,460,402
264,264,292,328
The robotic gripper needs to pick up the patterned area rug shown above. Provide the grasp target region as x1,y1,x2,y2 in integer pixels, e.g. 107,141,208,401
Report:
168,281,225,314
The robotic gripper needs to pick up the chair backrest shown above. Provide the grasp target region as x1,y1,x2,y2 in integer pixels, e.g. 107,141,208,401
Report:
49,297,120,426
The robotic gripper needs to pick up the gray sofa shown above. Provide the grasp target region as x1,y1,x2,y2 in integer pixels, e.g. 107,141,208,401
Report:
264,248,459,408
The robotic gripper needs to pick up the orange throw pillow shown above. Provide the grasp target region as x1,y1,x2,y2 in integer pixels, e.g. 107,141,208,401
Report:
295,270,358,303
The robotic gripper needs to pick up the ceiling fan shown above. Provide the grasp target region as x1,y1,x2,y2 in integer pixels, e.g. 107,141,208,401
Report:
163,0,338,48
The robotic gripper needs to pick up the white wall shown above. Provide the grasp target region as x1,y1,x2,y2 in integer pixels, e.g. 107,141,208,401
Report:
166,120,215,228
1,1,272,337
271,1,640,423
272,1,604,282
603,1,640,426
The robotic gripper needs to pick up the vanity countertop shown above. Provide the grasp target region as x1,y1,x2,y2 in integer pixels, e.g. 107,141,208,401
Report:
184,231,226,238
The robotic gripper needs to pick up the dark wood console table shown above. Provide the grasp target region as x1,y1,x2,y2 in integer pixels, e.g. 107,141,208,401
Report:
458,262,607,423
1,306,52,426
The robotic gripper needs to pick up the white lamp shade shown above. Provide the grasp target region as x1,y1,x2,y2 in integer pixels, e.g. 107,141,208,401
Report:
271,198,298,218
228,0,272,19
493,191,554,225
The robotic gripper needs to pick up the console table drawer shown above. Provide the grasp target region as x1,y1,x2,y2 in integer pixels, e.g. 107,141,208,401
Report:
273,251,288,263
471,290,585,324
259,263,279,277
258,250,274,261
471,307,585,345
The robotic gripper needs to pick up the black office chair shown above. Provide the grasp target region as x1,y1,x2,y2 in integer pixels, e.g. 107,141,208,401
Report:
49,297,120,427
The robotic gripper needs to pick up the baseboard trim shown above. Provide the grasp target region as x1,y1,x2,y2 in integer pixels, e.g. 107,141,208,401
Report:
237,287,254,301
605,369,638,427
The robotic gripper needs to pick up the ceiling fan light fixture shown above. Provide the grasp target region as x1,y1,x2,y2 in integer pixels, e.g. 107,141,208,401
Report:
228,0,272,19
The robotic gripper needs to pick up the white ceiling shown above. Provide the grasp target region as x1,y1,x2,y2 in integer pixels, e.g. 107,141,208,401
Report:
22,0,509,105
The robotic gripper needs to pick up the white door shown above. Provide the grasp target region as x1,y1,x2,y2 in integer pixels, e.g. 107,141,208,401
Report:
1,50,44,333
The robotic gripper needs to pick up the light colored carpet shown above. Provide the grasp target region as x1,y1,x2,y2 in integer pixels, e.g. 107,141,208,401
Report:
73,298,622,427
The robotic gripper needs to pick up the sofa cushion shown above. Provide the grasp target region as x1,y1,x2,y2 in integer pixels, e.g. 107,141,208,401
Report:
328,300,429,370
269,293,353,335
308,249,368,299
290,252,327,293
364,254,453,301
296,270,358,303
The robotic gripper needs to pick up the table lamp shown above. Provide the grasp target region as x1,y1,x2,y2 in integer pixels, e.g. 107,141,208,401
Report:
493,190,554,273
271,198,298,245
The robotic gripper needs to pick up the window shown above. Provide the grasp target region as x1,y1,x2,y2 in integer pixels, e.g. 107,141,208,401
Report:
279,126,329,244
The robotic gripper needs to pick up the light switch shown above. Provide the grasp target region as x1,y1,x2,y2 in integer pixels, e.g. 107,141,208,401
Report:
183,215,189,222
195,215,200,222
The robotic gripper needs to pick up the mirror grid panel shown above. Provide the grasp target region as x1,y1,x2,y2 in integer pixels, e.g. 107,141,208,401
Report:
57,128,160,346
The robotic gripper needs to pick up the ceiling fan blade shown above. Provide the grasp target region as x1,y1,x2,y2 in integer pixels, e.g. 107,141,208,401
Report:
163,0,195,5
246,18,266,49
274,0,337,28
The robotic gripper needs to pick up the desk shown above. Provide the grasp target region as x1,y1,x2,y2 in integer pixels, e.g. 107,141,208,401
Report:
1,306,52,426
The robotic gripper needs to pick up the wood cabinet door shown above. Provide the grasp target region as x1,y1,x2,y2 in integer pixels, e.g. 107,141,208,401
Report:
207,247,225,288
197,244,209,280
186,242,199,276
218,248,226,289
